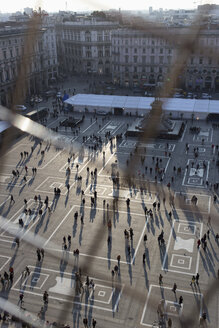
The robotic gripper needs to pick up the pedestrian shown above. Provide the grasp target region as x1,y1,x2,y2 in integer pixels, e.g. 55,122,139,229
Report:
197,239,201,248
9,271,14,284
143,234,147,243
23,266,30,278
10,194,15,204
117,255,121,265
37,249,41,262
68,235,71,245
111,270,115,278
179,295,183,305
159,274,163,285
143,253,146,264
15,237,20,248
190,275,196,287
167,317,172,327
92,318,97,328
196,273,200,285
172,283,177,293
207,216,211,226
129,227,134,240
19,293,24,307
107,236,111,245
207,229,210,239
83,317,88,328
81,216,84,224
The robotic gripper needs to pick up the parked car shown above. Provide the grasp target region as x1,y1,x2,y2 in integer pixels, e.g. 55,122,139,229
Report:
14,105,27,111
96,110,107,115
173,93,183,98
44,90,56,98
201,93,212,99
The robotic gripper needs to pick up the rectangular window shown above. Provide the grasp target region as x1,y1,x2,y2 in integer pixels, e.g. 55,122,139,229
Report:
134,48,137,53
160,48,163,54
151,48,154,54
199,57,203,64
150,56,154,64
134,56,138,63
159,56,163,64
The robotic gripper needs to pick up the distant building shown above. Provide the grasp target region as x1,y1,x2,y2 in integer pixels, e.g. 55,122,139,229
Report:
56,15,119,76
111,25,219,92
0,14,58,107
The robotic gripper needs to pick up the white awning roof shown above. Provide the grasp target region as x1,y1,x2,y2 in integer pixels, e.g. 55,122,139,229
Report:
65,94,154,110
65,94,219,114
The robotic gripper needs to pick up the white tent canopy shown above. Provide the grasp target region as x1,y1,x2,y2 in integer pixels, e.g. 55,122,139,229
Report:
64,94,219,118
64,94,154,114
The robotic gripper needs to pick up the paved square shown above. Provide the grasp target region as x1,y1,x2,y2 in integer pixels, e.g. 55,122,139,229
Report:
35,176,75,195
141,285,203,326
162,220,203,275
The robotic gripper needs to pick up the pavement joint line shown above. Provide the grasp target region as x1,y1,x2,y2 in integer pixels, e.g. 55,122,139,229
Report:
43,205,76,247
0,195,10,207
162,219,203,275
0,199,33,235
81,120,97,133
131,220,147,265
98,121,112,134
140,284,203,326
35,176,76,196
44,205,147,264
44,247,131,265
98,152,115,176
162,219,175,273
12,265,124,312
0,255,11,271
179,123,187,142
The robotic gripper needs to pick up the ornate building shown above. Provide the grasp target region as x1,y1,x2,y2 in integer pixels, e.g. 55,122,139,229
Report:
56,16,119,76
0,15,58,108
111,25,219,92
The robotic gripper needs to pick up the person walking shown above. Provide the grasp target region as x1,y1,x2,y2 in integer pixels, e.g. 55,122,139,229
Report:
190,275,196,287
167,317,172,327
10,194,15,205
92,318,97,328
117,255,121,265
159,274,163,285
172,283,177,293
143,253,146,264
196,273,200,285
143,234,147,244
179,295,183,306
83,317,88,328
19,293,24,307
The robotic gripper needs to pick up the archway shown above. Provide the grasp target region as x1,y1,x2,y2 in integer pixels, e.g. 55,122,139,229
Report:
215,76,219,92
205,76,212,91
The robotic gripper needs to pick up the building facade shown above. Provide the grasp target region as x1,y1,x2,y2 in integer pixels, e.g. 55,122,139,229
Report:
56,17,119,76
0,15,58,108
111,26,219,92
